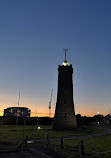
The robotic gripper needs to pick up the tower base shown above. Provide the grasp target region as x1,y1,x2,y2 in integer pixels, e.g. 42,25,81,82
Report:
53,112,77,131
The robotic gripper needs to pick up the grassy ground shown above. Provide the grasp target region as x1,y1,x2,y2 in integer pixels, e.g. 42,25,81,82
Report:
60,135,111,158
0,125,111,157
0,125,105,140
35,135,111,158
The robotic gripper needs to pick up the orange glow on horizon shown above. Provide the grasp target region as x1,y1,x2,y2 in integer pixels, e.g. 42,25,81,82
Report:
0,95,110,117
0,108,109,117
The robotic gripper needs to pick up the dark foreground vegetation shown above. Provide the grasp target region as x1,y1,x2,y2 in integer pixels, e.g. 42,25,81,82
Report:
0,125,111,158
0,114,111,157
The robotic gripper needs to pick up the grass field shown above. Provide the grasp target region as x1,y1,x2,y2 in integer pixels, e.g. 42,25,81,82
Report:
47,135,111,158
0,125,111,157
0,125,105,140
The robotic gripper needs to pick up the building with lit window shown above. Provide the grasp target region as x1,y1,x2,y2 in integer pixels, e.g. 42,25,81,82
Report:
4,107,31,117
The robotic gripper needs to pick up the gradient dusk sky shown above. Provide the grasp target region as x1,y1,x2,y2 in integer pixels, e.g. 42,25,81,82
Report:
0,0,111,117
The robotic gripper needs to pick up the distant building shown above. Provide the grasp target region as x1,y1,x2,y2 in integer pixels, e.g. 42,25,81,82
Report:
4,107,31,117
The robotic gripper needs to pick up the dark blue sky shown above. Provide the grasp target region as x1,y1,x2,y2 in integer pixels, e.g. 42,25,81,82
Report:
0,0,111,116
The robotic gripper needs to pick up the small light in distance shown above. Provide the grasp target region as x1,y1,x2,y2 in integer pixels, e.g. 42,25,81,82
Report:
38,126,41,130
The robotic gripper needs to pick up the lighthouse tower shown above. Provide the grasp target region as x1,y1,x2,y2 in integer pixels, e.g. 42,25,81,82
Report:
53,49,77,130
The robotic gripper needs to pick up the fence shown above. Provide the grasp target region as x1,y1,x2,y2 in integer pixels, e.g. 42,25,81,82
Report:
1,135,111,157
45,135,111,157
0,136,29,154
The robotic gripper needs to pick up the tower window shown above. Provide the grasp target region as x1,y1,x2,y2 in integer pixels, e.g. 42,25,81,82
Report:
65,113,67,118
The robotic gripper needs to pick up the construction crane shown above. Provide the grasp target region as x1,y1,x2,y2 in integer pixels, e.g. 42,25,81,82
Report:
49,89,53,118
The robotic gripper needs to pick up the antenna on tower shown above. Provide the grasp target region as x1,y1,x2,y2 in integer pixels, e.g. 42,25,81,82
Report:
49,89,53,118
16,92,20,125
63,48,68,61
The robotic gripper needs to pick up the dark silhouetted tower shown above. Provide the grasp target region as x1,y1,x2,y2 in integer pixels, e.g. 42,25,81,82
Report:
53,49,77,130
